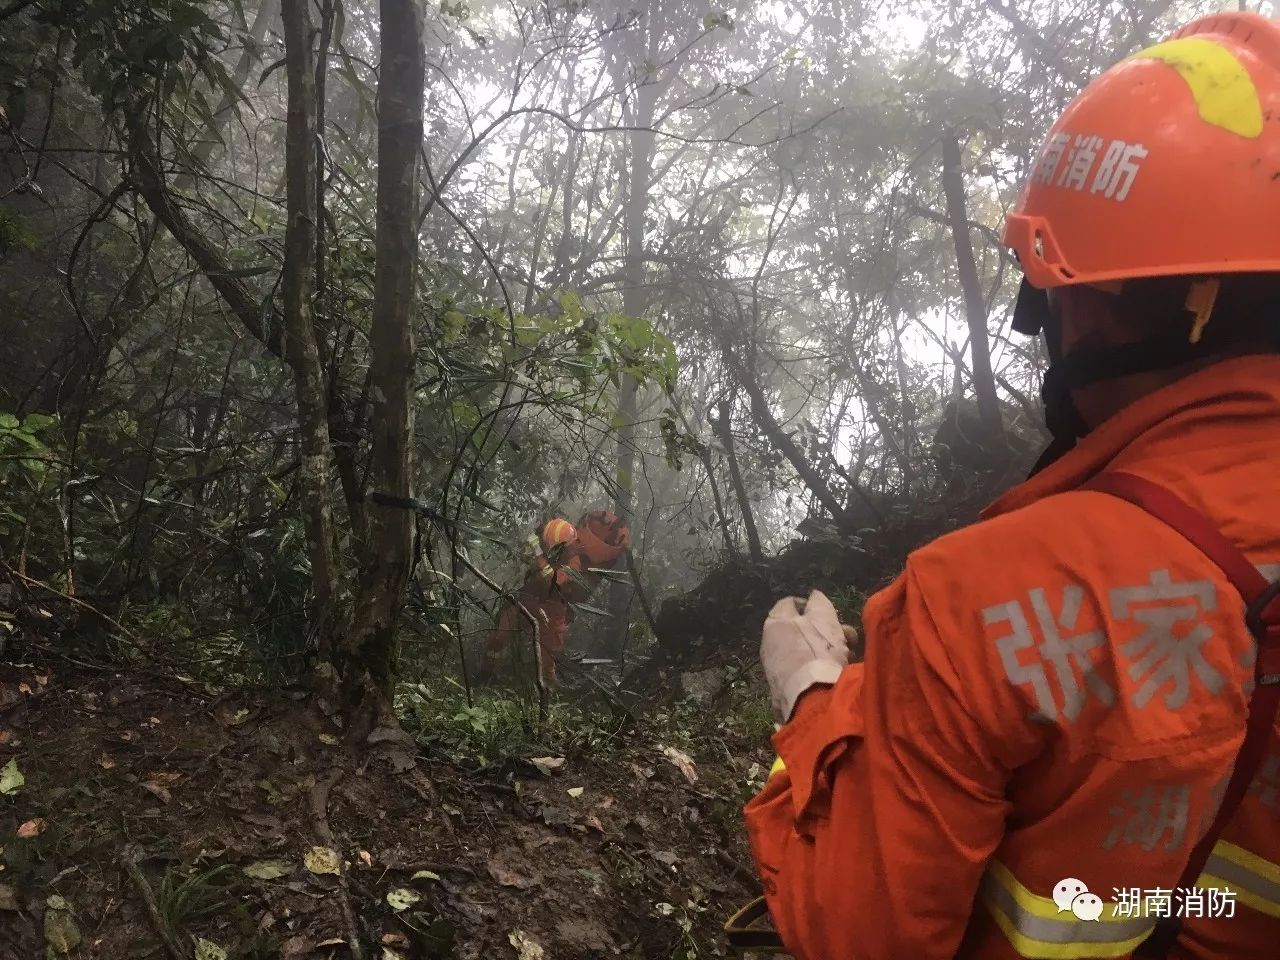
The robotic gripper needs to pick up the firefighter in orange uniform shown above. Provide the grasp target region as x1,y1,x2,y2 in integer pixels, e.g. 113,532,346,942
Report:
745,13,1280,960
481,511,630,683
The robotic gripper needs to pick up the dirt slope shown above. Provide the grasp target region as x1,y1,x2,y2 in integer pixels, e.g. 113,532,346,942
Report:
0,658,765,959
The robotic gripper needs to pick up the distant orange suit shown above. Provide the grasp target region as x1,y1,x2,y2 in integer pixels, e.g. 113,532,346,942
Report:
482,511,630,682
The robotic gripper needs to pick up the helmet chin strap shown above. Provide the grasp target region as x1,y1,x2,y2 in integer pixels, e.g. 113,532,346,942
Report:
1014,280,1090,475
1013,278,1229,477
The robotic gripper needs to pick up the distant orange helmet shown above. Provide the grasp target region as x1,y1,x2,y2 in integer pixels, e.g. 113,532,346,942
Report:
1004,12,1280,290
542,518,576,549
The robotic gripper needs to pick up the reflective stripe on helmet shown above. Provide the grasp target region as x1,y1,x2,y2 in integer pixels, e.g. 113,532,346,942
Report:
980,860,1154,959
1129,37,1263,138
543,518,576,547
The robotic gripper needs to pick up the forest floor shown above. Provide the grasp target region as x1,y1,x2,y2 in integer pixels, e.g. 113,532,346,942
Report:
0,655,772,960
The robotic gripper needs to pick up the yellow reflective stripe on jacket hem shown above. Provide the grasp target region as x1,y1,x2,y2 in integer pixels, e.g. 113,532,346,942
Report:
768,755,786,778
981,861,1154,959
1199,840,1280,918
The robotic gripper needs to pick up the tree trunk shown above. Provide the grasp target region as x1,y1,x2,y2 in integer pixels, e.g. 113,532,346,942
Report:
671,399,735,557
602,76,658,661
342,0,424,736
721,337,849,525
282,0,342,660
941,130,1003,439
711,399,762,562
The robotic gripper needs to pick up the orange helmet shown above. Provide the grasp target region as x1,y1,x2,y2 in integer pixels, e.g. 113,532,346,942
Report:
1004,12,1280,290
541,518,576,549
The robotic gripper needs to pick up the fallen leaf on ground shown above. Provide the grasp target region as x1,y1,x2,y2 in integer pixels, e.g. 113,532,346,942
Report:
583,815,604,833
279,935,314,960
318,733,338,745
257,780,287,806
411,869,441,882
530,756,565,776
17,818,44,838
304,846,341,876
661,746,699,783
195,938,227,960
653,850,680,867
243,860,292,880
382,932,409,947
96,754,115,770
0,759,23,795
0,730,10,746
509,930,545,960
18,682,30,695
566,786,584,798
386,887,421,911
358,850,373,867
44,895,80,952
142,781,171,804
488,863,532,889
239,812,282,831
540,804,572,828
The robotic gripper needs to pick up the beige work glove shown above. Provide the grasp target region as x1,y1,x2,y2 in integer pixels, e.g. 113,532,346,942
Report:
762,590,857,724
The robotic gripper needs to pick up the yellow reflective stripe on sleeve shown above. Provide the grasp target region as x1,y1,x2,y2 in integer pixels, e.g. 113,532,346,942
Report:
980,860,1154,959
768,755,786,778
1129,37,1263,138
1199,841,1280,918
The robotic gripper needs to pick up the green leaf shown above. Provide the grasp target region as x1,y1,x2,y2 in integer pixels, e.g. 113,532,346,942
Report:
304,846,341,876
387,887,421,911
441,309,466,342
586,566,631,585
508,930,544,960
411,869,442,882
44,896,80,953
0,759,23,796
194,938,227,960
242,860,292,880
558,290,584,323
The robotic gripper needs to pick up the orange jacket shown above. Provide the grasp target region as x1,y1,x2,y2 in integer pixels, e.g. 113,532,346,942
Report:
745,355,1280,960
